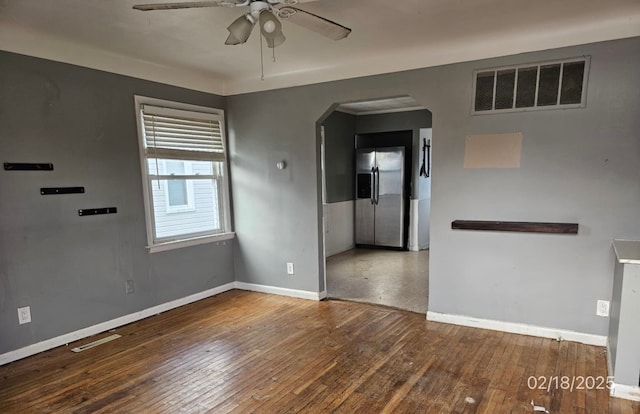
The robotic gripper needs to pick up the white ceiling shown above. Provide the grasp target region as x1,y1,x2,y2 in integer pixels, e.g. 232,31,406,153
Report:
1,0,639,95
336,97,425,116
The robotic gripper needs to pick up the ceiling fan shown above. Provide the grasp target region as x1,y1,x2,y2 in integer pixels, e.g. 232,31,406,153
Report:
132,0,351,48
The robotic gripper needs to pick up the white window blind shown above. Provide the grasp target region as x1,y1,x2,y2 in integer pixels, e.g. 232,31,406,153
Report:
141,105,226,162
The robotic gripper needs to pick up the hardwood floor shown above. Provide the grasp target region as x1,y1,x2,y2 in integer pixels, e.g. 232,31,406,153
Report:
1,290,638,413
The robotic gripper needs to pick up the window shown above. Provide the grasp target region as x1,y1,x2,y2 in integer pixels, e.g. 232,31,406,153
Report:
163,160,195,213
472,57,589,114
135,96,233,252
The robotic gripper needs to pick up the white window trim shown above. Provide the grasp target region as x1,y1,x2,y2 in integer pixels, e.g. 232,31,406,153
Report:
134,95,234,253
147,232,235,254
471,56,590,115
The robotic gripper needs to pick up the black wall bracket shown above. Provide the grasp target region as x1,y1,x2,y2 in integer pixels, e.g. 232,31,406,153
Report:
4,163,54,171
78,207,117,216
41,187,85,195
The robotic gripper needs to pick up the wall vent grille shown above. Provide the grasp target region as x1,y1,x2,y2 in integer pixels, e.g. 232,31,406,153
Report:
71,334,121,353
472,57,589,114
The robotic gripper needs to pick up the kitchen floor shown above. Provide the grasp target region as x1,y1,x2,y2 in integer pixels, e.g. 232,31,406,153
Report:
326,248,429,314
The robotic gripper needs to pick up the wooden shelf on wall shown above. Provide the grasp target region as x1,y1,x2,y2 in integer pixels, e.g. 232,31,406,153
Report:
451,220,578,234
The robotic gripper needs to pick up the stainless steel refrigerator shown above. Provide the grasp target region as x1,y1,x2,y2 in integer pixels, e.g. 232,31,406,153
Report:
355,146,405,248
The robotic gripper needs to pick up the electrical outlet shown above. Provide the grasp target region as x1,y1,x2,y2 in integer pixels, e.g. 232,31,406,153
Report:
596,300,610,317
17,306,31,325
125,280,134,294
286,262,294,275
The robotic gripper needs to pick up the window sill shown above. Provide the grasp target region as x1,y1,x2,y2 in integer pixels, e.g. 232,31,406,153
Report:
147,232,235,253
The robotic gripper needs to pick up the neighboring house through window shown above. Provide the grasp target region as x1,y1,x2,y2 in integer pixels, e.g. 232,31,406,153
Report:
164,160,195,213
134,96,233,252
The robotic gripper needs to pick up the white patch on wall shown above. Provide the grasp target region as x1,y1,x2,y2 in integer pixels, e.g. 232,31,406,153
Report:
325,200,355,257
418,198,430,250
464,132,523,169
408,200,420,251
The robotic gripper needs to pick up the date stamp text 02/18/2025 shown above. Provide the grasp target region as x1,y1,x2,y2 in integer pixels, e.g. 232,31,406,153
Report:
527,376,613,392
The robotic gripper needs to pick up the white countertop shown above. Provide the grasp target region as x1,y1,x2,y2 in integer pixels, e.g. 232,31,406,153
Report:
613,239,640,264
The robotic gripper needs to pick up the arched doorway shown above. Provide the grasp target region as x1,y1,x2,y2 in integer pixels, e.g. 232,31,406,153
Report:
316,96,433,313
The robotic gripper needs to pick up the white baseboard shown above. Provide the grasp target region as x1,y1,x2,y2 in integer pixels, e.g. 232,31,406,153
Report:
0,282,236,366
426,311,607,346
610,383,640,401
0,281,327,366
234,282,325,301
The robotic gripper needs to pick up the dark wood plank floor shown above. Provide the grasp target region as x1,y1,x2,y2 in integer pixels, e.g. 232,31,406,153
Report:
1,290,638,413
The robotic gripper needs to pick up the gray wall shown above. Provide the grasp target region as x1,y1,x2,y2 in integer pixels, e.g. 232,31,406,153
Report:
0,52,234,354
228,37,640,335
322,111,356,203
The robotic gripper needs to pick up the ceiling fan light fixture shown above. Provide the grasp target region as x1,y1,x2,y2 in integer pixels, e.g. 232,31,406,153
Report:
265,31,285,48
225,13,255,45
262,19,277,34
259,10,285,48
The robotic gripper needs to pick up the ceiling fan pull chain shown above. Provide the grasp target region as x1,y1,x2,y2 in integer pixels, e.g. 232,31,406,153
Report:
272,45,276,63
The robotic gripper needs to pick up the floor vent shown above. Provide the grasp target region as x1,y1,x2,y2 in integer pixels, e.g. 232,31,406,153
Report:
71,334,121,353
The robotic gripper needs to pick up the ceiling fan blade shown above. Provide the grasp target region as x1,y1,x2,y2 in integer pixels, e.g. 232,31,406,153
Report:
132,1,239,11
281,7,351,41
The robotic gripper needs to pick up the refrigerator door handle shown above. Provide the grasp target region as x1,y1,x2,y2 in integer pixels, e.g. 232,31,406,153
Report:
374,166,380,205
370,167,375,204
